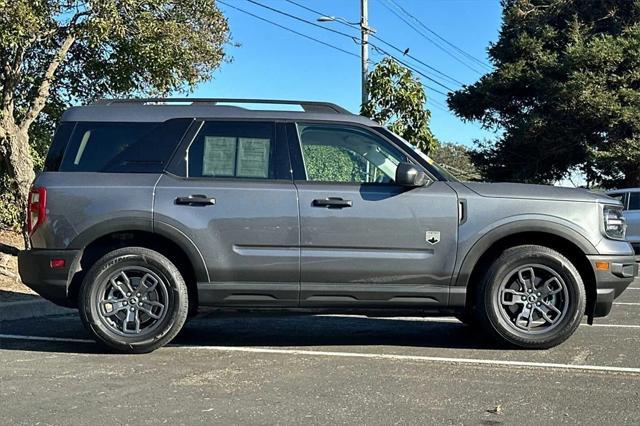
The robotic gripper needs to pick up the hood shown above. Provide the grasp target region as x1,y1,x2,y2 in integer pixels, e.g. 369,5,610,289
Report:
462,182,617,204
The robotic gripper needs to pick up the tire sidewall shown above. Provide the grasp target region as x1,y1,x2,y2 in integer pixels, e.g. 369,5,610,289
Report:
480,247,585,348
79,249,188,353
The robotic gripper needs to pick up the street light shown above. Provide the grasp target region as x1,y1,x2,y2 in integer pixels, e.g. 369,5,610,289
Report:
316,0,373,108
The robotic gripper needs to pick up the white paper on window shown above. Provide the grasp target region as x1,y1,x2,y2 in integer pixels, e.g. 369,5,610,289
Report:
236,138,270,178
202,136,236,176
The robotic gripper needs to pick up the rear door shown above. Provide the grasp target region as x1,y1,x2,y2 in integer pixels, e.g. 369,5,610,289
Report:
288,122,459,308
154,121,300,306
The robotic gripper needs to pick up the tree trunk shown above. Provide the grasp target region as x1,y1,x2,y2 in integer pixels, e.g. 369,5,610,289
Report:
1,116,35,249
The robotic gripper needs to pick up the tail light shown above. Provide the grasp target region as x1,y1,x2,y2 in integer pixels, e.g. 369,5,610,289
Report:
27,187,47,235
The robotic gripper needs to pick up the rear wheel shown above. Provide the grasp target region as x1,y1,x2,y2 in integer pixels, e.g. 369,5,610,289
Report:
476,245,585,349
79,247,188,353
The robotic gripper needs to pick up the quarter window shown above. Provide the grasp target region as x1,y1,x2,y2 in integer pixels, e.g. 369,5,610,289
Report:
297,123,407,183
187,121,277,179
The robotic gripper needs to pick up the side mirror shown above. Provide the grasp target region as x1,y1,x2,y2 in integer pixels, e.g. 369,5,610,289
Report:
395,162,429,187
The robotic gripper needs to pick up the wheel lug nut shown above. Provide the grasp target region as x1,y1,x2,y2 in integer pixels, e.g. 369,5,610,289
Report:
536,302,541,306
521,296,527,301
139,302,143,306
130,307,135,312
537,292,541,296
123,301,128,306
127,293,131,297
136,293,141,297
527,304,532,308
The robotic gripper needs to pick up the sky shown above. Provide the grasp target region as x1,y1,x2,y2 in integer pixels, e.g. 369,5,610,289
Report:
192,0,503,147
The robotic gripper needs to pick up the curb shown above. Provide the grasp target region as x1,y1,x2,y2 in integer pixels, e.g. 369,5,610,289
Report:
0,299,74,322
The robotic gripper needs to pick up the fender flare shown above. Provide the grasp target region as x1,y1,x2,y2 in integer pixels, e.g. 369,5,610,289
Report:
453,218,596,293
69,217,209,282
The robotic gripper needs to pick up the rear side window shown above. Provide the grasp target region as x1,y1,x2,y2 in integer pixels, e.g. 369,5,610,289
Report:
58,119,191,173
187,121,285,179
44,122,75,171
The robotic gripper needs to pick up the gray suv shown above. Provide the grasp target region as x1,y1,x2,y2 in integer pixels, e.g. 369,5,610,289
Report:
18,98,638,353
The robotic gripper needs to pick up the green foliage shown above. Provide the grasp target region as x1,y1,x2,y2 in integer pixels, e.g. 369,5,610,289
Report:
431,142,481,181
302,145,367,182
0,0,231,229
448,0,640,188
362,57,437,154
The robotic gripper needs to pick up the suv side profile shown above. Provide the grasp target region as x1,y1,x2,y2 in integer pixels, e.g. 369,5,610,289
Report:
18,98,638,353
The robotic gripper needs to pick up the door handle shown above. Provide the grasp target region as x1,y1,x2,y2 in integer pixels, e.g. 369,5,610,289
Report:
312,197,352,208
175,195,216,206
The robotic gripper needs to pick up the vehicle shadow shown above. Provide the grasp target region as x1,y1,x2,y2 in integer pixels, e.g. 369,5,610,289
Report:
0,312,509,354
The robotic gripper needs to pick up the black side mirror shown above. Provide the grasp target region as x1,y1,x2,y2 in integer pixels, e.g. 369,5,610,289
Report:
395,162,429,187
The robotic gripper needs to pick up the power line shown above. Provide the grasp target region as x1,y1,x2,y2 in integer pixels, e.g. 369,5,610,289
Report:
244,0,455,92
218,1,359,59
386,0,492,71
377,0,485,74
283,0,464,86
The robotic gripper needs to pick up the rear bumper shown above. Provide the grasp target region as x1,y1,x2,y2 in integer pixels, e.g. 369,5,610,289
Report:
18,249,80,307
588,254,639,318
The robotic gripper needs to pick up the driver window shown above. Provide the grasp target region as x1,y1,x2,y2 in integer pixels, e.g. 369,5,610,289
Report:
297,123,407,183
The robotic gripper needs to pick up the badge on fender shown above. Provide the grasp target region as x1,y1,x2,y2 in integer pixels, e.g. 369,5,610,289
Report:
425,231,440,245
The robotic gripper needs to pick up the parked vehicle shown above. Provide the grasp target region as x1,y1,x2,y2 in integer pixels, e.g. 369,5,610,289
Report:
18,98,638,353
605,189,640,254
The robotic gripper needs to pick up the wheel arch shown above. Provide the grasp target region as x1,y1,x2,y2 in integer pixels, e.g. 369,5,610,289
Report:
67,223,207,310
453,222,597,320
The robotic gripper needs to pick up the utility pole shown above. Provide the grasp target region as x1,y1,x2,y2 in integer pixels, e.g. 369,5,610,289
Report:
360,0,369,107
317,2,373,107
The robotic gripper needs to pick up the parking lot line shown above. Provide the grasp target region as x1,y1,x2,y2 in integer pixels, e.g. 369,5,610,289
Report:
316,315,640,329
2,333,640,374
613,302,640,306
183,346,640,374
0,334,94,343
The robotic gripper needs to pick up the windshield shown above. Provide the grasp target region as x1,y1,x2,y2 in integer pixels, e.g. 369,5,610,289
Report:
373,127,460,182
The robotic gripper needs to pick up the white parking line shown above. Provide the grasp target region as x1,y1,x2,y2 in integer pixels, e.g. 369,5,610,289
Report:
2,333,640,374
318,315,640,329
184,346,640,374
613,302,640,306
626,288,640,290
0,334,93,343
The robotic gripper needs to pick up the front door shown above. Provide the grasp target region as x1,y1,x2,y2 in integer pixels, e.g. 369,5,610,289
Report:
289,122,459,307
154,121,300,306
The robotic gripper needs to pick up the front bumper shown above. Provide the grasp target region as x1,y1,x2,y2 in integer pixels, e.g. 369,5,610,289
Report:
18,249,81,307
588,254,639,318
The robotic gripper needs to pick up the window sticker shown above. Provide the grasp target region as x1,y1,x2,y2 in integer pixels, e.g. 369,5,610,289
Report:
203,136,236,176
237,138,270,178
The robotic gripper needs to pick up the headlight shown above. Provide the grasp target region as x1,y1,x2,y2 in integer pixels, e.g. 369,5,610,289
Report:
603,205,626,240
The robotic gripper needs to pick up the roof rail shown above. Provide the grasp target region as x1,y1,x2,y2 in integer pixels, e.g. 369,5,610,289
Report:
92,98,352,115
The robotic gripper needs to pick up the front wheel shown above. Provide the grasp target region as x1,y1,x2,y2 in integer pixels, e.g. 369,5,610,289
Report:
79,247,189,353
476,245,586,349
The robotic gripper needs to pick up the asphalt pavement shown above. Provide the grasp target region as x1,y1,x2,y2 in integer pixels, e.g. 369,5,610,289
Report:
1,288,640,425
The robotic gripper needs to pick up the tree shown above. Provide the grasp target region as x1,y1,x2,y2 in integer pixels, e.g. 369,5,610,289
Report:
361,57,437,154
448,0,640,188
430,142,481,181
0,0,230,239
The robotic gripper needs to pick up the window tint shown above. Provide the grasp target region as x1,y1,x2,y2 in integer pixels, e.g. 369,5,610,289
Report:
629,192,640,210
297,123,407,183
59,119,190,173
187,121,278,179
44,122,75,171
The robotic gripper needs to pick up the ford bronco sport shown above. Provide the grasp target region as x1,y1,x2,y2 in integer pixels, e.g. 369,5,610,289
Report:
18,98,638,353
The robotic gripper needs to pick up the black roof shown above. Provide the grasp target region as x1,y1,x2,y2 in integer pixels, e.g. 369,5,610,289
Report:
61,98,378,126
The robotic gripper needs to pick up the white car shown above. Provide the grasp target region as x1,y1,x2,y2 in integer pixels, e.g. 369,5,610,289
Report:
606,189,640,253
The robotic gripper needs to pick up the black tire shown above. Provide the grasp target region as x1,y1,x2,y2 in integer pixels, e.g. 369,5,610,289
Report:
475,245,586,349
79,247,189,353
